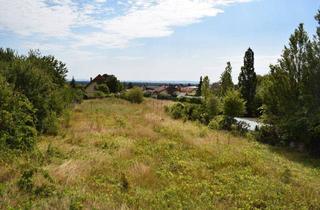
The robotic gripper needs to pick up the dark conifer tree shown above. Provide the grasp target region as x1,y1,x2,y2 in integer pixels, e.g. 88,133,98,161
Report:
70,77,76,88
238,48,257,116
196,76,202,96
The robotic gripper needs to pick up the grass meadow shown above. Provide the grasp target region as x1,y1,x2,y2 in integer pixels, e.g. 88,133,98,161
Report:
1,98,320,209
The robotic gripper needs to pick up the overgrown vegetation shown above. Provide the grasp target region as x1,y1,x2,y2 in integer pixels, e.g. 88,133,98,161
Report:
258,11,320,156
166,11,320,156
0,48,83,150
1,98,320,209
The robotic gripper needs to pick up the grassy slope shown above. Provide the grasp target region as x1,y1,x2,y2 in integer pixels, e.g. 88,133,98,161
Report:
1,98,320,209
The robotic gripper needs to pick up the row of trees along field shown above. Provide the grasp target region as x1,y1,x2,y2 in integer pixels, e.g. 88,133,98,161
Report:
168,11,320,156
0,49,83,151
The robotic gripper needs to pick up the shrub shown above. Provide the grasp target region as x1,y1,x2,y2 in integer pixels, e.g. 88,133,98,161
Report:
93,91,106,98
223,90,246,117
205,94,220,119
0,75,37,150
167,103,185,119
232,121,250,136
254,125,279,146
208,115,237,131
42,112,59,136
0,48,82,137
208,118,220,130
125,87,144,103
167,102,209,124
177,97,202,104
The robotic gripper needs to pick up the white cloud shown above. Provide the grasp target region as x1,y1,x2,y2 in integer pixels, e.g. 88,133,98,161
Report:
0,0,77,36
0,0,252,48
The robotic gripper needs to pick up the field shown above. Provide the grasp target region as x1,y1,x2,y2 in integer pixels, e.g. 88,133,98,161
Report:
1,98,320,209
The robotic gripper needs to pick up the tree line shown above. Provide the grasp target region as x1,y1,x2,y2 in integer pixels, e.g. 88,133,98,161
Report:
168,11,320,156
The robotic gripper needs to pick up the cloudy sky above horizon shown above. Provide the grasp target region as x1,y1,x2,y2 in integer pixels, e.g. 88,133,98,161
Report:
0,0,319,82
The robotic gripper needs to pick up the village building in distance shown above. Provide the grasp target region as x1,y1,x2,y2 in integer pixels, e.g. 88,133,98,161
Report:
85,74,202,100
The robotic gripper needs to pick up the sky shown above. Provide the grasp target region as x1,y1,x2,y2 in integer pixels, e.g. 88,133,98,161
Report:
0,0,319,82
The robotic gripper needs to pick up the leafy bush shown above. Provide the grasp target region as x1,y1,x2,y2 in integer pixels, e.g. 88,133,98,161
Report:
0,75,37,150
167,103,185,119
254,125,280,146
125,87,144,103
208,118,220,130
205,94,220,118
93,91,106,98
208,115,235,130
166,102,209,124
177,97,202,104
0,48,83,150
223,89,246,117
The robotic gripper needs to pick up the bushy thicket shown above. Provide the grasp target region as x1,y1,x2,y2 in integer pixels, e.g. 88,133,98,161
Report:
124,87,144,103
258,12,320,156
0,48,83,150
222,89,246,117
165,102,212,124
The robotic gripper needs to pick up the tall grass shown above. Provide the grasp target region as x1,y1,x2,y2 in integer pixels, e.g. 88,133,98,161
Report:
1,98,320,209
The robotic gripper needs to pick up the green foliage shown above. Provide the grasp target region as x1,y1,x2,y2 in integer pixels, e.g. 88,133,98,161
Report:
238,48,257,117
196,76,202,96
205,93,220,118
166,102,209,124
167,103,185,119
0,75,37,150
254,125,279,145
208,116,221,130
260,16,320,155
18,168,55,197
177,96,202,104
208,115,237,131
125,87,144,103
102,74,122,93
18,169,34,193
201,76,210,101
220,62,234,96
222,89,246,117
0,48,83,150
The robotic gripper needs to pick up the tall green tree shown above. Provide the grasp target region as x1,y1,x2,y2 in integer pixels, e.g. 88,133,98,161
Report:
220,62,234,96
238,48,257,116
201,76,210,101
261,18,320,154
196,76,202,96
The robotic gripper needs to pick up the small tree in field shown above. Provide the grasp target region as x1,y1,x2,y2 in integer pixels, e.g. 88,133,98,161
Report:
223,89,246,117
125,87,144,103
